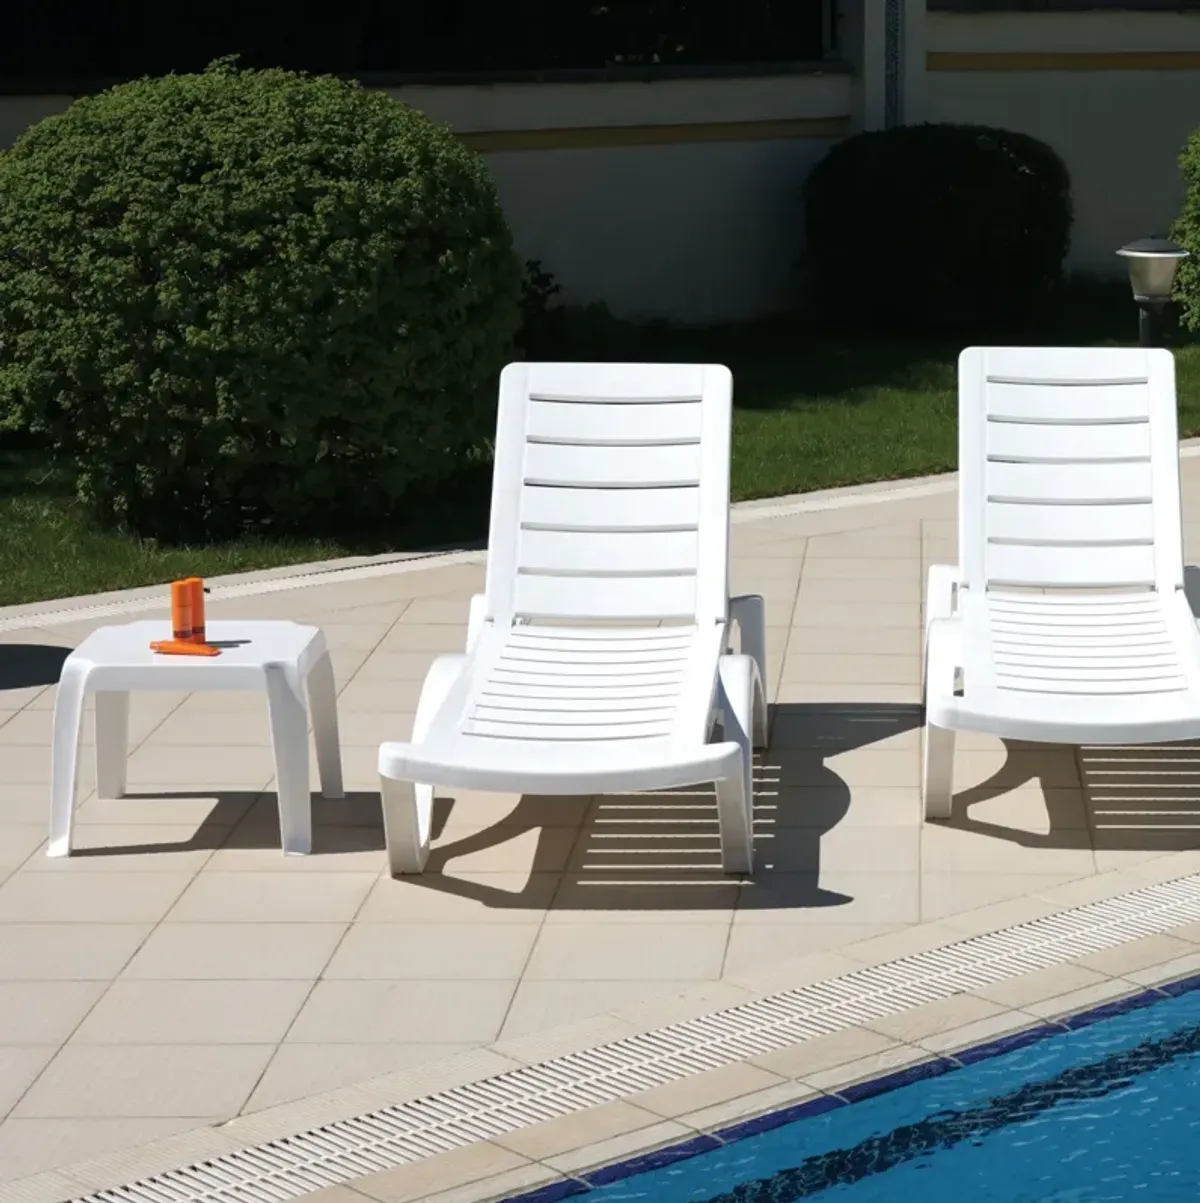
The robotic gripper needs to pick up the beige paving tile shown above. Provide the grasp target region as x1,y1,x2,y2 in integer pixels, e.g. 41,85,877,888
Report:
0,872,192,924
916,1009,1043,1056
938,894,1064,937
920,825,1095,875
125,744,275,789
761,787,920,830
838,922,965,965
793,578,921,604
1073,934,1199,977
0,825,47,869
804,535,922,559
0,982,107,1044
769,747,921,790
782,655,921,685
206,824,388,872
445,792,590,829
395,598,473,626
74,790,257,827
500,980,708,1039
323,923,538,980
776,681,922,705
1,746,87,787
722,924,906,976
167,871,378,923
801,1043,933,1095
734,871,920,925
71,980,311,1045
1125,950,1200,988
787,600,920,630
0,924,150,981
955,787,1089,832
493,1099,663,1162
920,873,1084,921
0,786,55,827
750,1027,900,1080
401,1165,568,1203
425,825,578,875
358,873,562,923
0,1046,57,1115
334,712,418,747
972,963,1112,1009
524,924,728,981
22,825,219,873
628,1062,788,1121
866,993,1006,1043
678,1081,823,1134
12,1044,274,1117
799,557,918,582
147,708,273,746
952,747,1081,791
0,1117,207,1181
373,624,471,654
121,923,346,980
541,1118,695,1177
347,1140,532,1203
285,980,516,1044
1024,979,1142,1022
246,1043,471,1112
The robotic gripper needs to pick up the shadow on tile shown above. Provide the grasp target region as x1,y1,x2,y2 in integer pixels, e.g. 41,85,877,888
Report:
0,643,71,691
940,739,1200,855
387,703,924,915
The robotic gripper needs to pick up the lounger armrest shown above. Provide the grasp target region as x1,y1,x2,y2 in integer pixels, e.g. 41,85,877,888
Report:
924,565,959,653
466,594,488,653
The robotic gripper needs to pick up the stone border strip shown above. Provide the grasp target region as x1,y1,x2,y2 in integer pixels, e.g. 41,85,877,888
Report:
5,854,1200,1203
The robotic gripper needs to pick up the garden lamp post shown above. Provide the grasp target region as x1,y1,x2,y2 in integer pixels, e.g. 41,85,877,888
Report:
1117,237,1190,348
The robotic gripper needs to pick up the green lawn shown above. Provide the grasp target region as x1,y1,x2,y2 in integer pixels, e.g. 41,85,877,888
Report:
3,285,1198,606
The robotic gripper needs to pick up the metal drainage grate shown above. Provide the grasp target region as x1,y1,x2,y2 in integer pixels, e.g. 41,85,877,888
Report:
70,871,1200,1203
0,551,485,634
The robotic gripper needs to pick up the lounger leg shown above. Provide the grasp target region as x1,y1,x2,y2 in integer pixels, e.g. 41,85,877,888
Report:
378,655,466,876
922,722,956,820
731,595,769,747
307,652,345,800
48,662,89,858
264,664,313,855
381,778,434,875
94,690,129,800
716,655,756,874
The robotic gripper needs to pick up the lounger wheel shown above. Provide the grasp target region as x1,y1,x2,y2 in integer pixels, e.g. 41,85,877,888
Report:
380,655,466,875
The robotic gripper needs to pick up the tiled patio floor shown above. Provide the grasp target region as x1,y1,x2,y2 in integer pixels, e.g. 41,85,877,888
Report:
4,466,1200,1181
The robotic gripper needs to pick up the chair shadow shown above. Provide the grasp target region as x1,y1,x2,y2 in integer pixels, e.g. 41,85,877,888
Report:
939,567,1200,855
0,643,71,692
383,702,925,914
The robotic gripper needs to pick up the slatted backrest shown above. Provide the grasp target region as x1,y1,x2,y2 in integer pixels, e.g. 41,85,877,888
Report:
485,362,733,625
958,346,1182,593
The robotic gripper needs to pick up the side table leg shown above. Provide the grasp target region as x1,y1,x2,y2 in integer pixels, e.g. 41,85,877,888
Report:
307,651,344,800
48,663,89,857
264,664,312,855
94,691,130,799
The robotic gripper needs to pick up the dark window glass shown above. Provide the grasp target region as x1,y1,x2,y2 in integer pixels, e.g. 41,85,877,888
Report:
3,1,833,86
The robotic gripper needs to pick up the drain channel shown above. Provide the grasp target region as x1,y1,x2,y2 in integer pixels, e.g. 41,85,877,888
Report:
59,871,1200,1203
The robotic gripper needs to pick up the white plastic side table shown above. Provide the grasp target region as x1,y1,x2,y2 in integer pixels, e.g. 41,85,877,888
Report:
49,620,344,857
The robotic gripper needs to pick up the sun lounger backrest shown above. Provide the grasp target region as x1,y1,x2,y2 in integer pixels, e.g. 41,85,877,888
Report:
484,362,733,625
958,346,1183,593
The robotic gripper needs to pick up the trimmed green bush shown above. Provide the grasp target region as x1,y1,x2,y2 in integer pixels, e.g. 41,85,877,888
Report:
803,123,1073,334
1172,129,1200,332
0,59,522,538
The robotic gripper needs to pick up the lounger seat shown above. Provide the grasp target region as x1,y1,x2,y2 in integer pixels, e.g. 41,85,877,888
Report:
378,362,768,874
923,346,1200,818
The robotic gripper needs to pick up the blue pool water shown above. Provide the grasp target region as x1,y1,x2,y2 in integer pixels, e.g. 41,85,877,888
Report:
516,980,1200,1202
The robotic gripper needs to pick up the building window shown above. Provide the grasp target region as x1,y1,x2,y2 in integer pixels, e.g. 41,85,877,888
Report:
3,1,837,88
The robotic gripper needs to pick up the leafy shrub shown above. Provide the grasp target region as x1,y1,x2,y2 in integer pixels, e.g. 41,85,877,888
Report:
1172,130,1200,332
803,123,1073,334
0,59,522,538
517,259,565,358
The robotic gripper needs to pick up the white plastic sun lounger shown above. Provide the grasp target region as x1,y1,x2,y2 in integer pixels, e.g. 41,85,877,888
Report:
378,362,768,874
923,345,1200,818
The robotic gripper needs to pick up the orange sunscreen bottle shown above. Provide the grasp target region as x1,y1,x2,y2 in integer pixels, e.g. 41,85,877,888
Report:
186,577,206,644
170,580,192,642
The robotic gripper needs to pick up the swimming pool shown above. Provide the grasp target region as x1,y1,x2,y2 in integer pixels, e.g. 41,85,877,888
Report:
506,975,1200,1202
